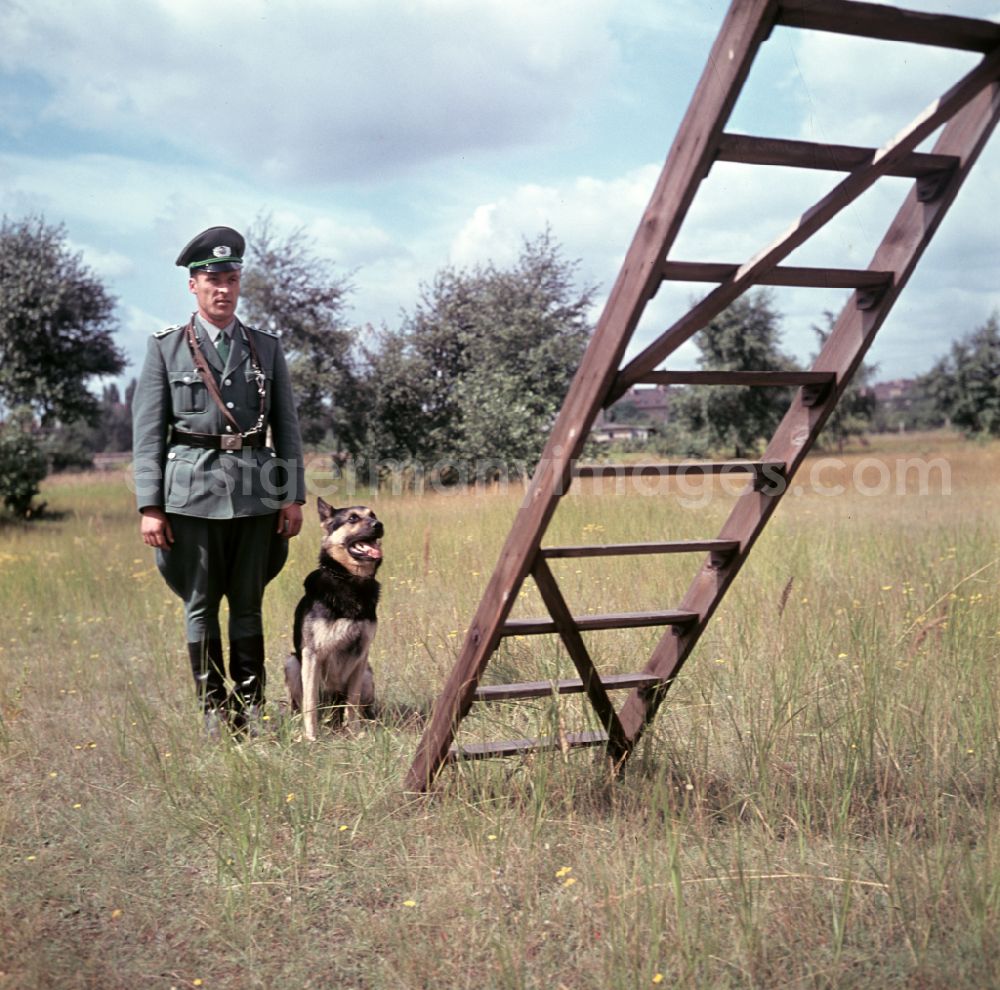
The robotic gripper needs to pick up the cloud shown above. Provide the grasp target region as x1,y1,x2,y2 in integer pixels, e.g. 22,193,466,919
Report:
4,0,997,387
787,29,983,147
0,0,617,182
67,240,135,281
449,165,660,278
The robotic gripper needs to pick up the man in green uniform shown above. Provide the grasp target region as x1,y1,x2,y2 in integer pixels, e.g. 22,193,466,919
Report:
132,226,305,735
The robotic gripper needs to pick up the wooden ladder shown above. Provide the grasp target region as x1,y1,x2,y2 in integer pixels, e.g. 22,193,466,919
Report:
405,0,1000,791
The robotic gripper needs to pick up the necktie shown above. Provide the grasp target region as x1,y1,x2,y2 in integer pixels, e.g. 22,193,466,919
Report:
216,329,230,364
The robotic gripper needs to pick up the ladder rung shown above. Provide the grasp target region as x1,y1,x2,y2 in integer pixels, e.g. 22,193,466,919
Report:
662,260,892,289
541,539,740,559
502,610,699,636
446,729,608,762
633,370,834,387
716,134,959,178
573,460,785,478
776,0,1000,53
473,672,666,702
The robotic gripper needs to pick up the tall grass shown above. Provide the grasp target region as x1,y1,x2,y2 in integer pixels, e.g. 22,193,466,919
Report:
1,435,997,988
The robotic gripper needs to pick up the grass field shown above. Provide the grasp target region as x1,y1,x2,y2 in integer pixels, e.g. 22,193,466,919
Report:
1,434,998,989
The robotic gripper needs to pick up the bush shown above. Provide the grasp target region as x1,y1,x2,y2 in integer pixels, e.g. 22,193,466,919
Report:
40,421,96,473
0,425,48,517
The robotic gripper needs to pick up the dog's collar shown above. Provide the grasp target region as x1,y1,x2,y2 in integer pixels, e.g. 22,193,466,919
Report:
318,556,378,581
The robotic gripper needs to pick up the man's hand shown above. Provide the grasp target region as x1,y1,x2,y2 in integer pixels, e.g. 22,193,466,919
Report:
277,502,303,539
140,507,174,549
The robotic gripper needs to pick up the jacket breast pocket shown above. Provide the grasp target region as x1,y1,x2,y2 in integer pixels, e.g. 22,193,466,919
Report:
169,371,207,413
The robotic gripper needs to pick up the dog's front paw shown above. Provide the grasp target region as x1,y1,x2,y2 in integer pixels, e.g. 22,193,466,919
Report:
301,716,319,743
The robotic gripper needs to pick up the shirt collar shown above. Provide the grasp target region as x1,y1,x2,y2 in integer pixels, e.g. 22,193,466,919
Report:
195,313,237,343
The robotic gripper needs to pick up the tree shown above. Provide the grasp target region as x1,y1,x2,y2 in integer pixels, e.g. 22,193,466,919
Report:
240,214,360,448
0,419,47,517
668,290,799,457
362,231,594,481
919,312,1000,436
812,313,877,451
0,216,123,424
361,324,436,466
42,380,135,469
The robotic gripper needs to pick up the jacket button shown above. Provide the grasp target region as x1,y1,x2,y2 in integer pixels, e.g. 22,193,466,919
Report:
167,452,176,460
183,376,191,384
226,401,234,409
224,378,232,386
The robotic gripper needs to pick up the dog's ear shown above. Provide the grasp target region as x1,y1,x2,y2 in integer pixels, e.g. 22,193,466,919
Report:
316,498,335,523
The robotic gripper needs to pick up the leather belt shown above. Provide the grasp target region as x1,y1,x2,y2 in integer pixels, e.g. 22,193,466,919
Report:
170,428,265,450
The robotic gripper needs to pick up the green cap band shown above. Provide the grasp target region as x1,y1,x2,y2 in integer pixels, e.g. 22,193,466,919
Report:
189,257,243,269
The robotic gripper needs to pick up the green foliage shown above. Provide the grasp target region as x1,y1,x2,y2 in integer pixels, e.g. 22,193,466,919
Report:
240,214,360,449
668,290,799,457
0,420,48,516
362,231,593,481
0,215,123,425
42,382,135,466
870,380,947,433
812,313,877,451
919,312,1000,436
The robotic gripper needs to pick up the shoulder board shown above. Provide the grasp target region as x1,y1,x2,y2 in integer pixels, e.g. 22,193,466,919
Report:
246,323,280,338
153,324,183,339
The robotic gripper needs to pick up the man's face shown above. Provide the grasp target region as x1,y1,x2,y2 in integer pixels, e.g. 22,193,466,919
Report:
189,269,241,326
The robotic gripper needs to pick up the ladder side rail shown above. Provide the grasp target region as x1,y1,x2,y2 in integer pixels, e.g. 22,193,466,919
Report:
530,557,630,761
617,79,1000,741
612,46,1000,402
405,0,780,791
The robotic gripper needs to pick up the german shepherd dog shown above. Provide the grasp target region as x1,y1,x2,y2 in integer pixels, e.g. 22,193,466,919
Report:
284,499,383,740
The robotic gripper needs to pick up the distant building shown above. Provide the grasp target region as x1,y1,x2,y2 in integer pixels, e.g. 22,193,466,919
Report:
595,384,671,427
870,378,916,404
590,423,652,444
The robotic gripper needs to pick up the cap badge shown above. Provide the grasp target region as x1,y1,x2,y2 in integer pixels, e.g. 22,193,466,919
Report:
212,245,232,258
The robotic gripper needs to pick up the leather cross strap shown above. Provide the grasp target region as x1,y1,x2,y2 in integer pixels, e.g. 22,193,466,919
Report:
183,315,266,436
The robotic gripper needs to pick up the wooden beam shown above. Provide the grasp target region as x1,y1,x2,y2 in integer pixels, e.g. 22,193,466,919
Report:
661,260,893,288
715,133,959,176
776,0,1000,53
404,0,780,792
472,672,665,703
446,730,608,762
503,610,699,636
572,462,785,491
613,47,1000,399
541,539,740,559
632,370,834,387
530,557,630,759
618,77,1000,744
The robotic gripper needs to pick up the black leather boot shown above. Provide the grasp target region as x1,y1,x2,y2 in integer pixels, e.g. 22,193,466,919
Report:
187,639,227,710
188,639,228,737
229,634,267,735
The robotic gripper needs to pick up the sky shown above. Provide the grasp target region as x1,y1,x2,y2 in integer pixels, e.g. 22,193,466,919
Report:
2,0,999,390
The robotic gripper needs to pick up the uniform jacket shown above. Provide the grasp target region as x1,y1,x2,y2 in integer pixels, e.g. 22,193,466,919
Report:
133,316,305,518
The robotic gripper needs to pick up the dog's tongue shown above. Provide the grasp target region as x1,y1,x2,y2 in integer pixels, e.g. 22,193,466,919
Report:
355,542,383,560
